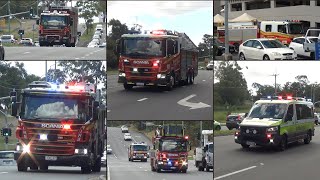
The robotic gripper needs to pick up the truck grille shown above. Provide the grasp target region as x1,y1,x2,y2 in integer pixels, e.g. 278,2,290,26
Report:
43,29,63,35
22,121,83,156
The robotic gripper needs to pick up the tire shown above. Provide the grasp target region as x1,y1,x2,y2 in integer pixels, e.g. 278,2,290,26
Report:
124,83,133,90
129,157,131,161
278,135,287,151
263,55,270,60
198,164,204,171
156,167,161,173
17,159,28,172
181,169,187,173
39,164,48,171
71,43,75,47
206,164,210,172
215,126,221,131
81,166,91,174
30,163,38,170
92,157,101,172
239,53,246,60
311,52,315,60
241,143,250,149
304,132,311,144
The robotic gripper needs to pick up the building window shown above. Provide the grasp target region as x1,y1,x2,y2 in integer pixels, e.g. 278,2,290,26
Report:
265,25,272,32
246,0,271,10
231,3,242,11
276,0,310,7
275,0,291,7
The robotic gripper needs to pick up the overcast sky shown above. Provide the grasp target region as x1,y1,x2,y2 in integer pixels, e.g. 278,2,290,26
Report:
107,1,213,46
215,61,320,95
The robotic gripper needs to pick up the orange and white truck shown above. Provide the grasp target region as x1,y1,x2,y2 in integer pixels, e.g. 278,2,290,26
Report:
115,29,198,91
217,20,305,50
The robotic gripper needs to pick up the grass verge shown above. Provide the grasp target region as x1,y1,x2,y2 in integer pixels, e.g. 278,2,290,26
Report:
214,129,236,137
0,136,17,151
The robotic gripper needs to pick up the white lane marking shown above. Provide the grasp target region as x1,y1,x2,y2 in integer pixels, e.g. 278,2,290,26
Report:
214,166,257,180
113,153,117,159
202,80,206,81
107,166,110,180
75,58,80,60
137,98,148,102
23,52,30,54
107,110,110,113
177,94,211,110
0,172,8,174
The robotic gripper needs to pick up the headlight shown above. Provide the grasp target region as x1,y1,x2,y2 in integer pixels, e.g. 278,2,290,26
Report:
182,161,188,165
16,145,21,151
23,144,30,153
74,148,88,154
272,52,281,56
39,134,47,140
266,126,278,132
157,74,166,79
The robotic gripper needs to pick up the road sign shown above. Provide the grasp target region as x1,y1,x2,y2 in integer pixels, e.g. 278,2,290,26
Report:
315,42,320,60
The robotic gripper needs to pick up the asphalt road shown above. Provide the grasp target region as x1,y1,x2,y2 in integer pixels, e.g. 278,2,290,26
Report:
107,70,213,120
4,47,106,60
214,126,320,180
107,127,212,180
0,165,106,180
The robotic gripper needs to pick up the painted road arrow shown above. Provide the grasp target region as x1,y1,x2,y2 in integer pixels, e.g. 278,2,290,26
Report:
177,94,211,110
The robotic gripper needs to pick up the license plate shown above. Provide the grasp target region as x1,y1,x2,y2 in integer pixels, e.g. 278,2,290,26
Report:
170,167,176,169
246,141,256,146
45,156,57,161
136,82,144,86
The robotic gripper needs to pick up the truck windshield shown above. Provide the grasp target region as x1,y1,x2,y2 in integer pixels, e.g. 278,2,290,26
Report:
288,23,304,34
132,145,148,151
208,144,213,153
123,38,165,57
41,15,67,27
247,103,288,120
20,94,88,121
159,139,188,152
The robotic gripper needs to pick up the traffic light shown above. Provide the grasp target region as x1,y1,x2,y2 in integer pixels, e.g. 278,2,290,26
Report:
1,128,12,137
30,7,34,17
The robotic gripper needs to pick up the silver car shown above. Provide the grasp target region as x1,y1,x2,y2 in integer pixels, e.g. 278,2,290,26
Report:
0,151,16,166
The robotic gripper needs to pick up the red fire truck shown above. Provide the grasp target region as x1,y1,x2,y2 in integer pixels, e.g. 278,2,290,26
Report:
12,81,106,174
37,6,79,47
217,20,305,50
115,29,198,90
150,124,191,173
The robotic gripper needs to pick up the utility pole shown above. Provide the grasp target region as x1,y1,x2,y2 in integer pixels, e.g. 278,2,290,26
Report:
224,0,231,60
8,0,11,34
271,73,279,95
36,0,39,16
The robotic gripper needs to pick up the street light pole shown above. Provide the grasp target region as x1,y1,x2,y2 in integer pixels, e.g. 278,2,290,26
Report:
224,0,230,60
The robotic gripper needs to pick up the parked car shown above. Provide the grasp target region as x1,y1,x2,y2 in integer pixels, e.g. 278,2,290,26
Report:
0,151,16,166
226,113,246,130
94,31,102,38
289,36,318,59
214,39,236,56
0,40,4,60
34,41,40,47
107,144,112,154
93,34,100,40
87,42,99,48
206,60,213,70
214,120,221,131
121,125,129,133
239,38,296,60
19,38,33,46
1,35,15,43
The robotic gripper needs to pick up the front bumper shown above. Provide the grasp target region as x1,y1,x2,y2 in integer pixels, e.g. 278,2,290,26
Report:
118,74,168,86
14,152,90,166
235,132,281,147
157,161,188,171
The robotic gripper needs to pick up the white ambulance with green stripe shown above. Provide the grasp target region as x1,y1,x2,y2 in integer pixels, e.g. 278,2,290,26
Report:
235,96,315,151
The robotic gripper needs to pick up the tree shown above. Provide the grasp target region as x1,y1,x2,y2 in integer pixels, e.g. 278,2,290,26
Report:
58,61,106,86
46,68,66,84
197,34,213,60
76,0,100,34
214,61,249,106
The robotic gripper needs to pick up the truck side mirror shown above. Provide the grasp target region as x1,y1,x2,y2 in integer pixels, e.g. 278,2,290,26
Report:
36,19,39,25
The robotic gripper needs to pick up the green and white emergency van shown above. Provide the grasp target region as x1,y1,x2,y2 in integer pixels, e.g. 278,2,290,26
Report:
235,96,315,151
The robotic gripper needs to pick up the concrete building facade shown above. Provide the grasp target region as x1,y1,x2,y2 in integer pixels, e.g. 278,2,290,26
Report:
219,0,320,28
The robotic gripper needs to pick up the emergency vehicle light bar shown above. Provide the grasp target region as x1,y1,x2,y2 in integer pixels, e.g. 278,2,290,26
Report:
261,96,308,101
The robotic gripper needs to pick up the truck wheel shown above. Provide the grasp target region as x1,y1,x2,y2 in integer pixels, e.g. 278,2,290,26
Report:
124,83,133,90
304,132,311,144
71,43,75,47
30,163,38,170
278,135,287,151
17,159,28,172
181,169,187,173
39,164,48,171
198,164,204,171
92,157,101,172
81,166,91,174
206,164,210,172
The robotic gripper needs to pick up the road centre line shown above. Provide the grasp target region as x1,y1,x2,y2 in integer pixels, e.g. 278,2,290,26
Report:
0,172,8,174
137,98,148,102
214,166,257,180
107,166,110,180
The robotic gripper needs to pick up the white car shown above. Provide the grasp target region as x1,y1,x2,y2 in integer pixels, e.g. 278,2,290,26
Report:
289,36,318,59
107,144,112,154
0,151,16,166
239,38,296,60
206,60,213,70
87,42,98,48
93,34,100,40
121,125,129,133
124,133,132,141
91,39,100,45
